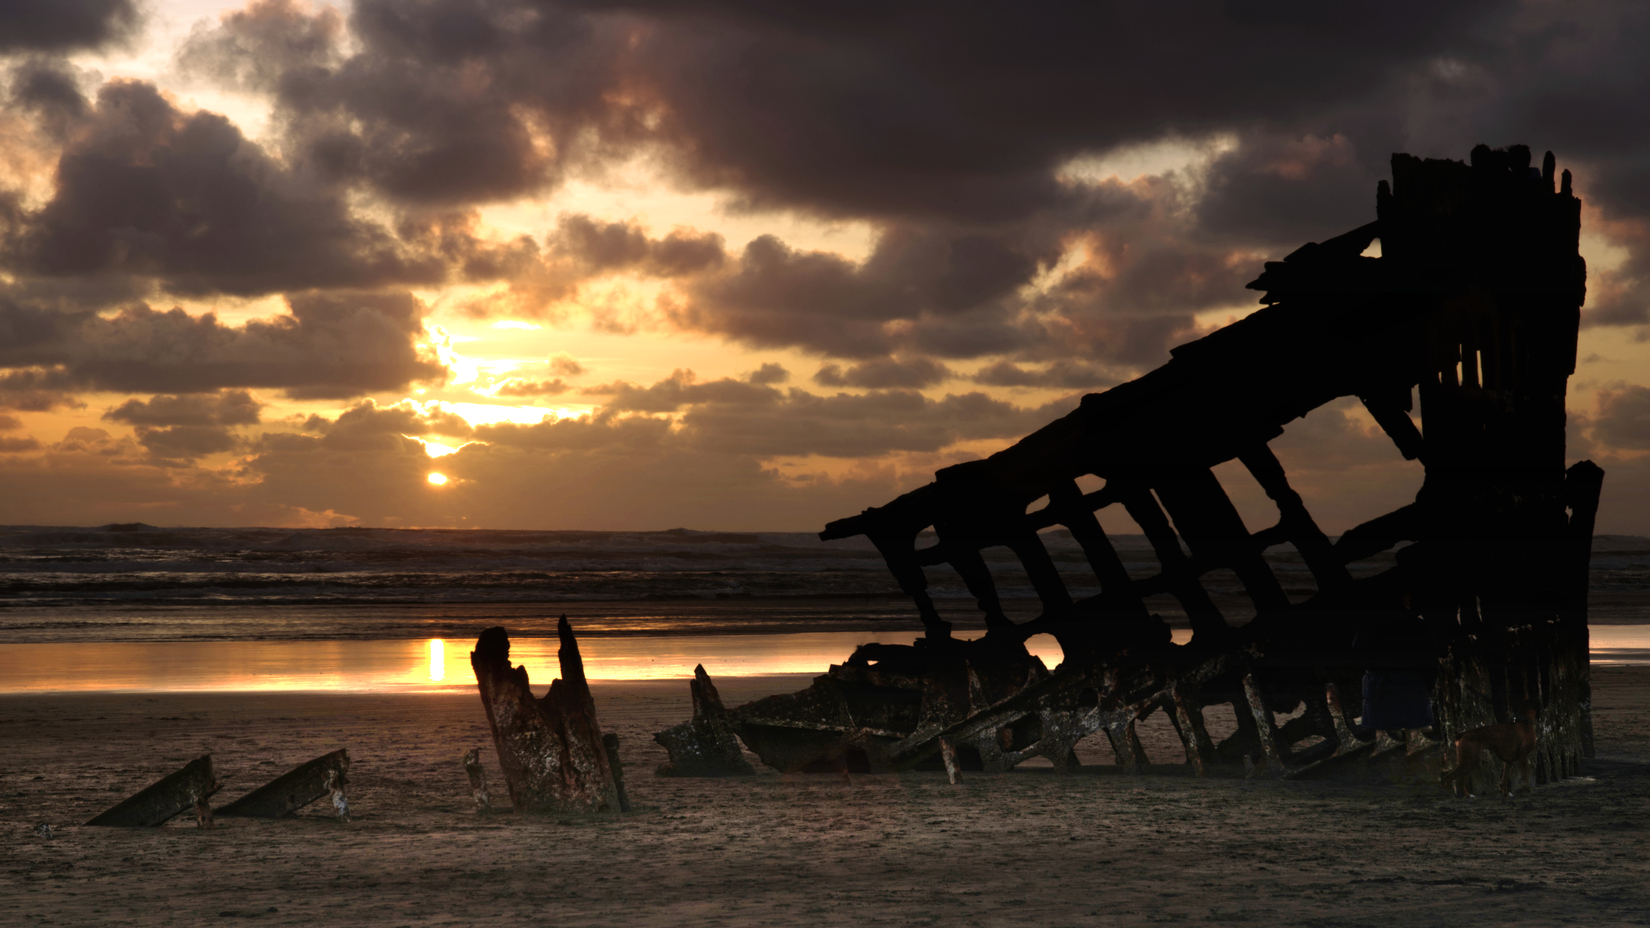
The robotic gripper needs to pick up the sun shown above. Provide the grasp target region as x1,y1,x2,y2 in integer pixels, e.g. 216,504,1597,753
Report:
427,472,449,486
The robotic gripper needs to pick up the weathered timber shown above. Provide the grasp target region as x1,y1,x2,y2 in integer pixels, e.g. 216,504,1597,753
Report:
463,748,491,813
654,665,756,777
216,749,350,818
663,146,1602,786
470,618,623,813
87,755,220,827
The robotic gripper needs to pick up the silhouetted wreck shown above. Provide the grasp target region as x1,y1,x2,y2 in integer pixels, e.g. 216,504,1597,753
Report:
657,145,1601,793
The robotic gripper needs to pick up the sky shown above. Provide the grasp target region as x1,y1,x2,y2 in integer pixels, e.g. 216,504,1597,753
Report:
4,1,1650,533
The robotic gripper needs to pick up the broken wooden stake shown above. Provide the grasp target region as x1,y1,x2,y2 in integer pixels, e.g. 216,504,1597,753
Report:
216,749,350,819
463,747,491,813
86,755,220,827
470,617,624,813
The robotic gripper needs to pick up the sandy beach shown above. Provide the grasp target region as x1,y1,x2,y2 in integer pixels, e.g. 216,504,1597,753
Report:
1,667,1646,927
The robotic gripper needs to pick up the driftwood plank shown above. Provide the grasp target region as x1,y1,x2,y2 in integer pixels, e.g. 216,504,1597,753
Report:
86,755,219,827
216,749,350,818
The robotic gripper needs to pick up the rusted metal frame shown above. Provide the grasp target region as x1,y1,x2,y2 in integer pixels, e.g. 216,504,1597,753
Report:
1331,503,1420,565
1249,522,1292,549
1004,527,1075,612
1238,444,1352,591
978,653,1239,754
1323,681,1366,753
932,524,1014,633
1154,468,1291,614
926,481,1076,631
1117,483,1228,639
882,653,1236,770
1276,699,1341,762
1048,480,1149,620
1104,721,1150,772
1128,533,1296,598
1241,673,1287,777
1026,483,1125,531
868,530,952,639
1167,683,1216,776
1562,461,1603,757
1360,392,1428,463
912,543,948,566
654,664,757,777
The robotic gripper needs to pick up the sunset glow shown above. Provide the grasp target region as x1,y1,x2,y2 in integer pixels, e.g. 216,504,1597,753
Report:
427,473,449,486
0,0,1642,536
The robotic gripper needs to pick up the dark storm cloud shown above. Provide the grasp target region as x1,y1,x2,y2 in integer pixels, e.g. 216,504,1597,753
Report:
595,1,1508,222
0,0,140,53
1194,133,1381,248
104,390,263,427
8,81,445,297
0,435,42,453
0,289,446,399
163,0,1650,343
297,399,474,452
482,366,1074,458
677,388,1075,458
0,379,83,412
179,0,629,206
175,0,1502,218
668,224,1055,359
7,59,92,140
590,368,782,413
550,215,725,277
970,360,1119,391
472,414,672,451
813,357,951,389
132,424,241,462
747,362,788,385
177,0,344,93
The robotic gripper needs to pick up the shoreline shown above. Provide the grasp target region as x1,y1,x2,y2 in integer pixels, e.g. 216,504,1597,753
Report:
2,668,1647,927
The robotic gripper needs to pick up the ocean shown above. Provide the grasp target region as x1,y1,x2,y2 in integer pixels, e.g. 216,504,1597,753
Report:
3,524,1648,691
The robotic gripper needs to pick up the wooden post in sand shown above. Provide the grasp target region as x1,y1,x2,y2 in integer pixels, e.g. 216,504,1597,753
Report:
216,749,351,819
470,618,624,813
86,755,220,827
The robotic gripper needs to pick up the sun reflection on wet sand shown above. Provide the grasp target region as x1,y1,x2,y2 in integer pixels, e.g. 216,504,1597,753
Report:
429,638,445,682
0,626,1644,694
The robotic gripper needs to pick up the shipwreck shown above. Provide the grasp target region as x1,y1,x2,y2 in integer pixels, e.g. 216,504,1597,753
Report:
655,145,1602,794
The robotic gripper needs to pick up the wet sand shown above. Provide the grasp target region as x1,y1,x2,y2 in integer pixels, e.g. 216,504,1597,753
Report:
2,668,1648,927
